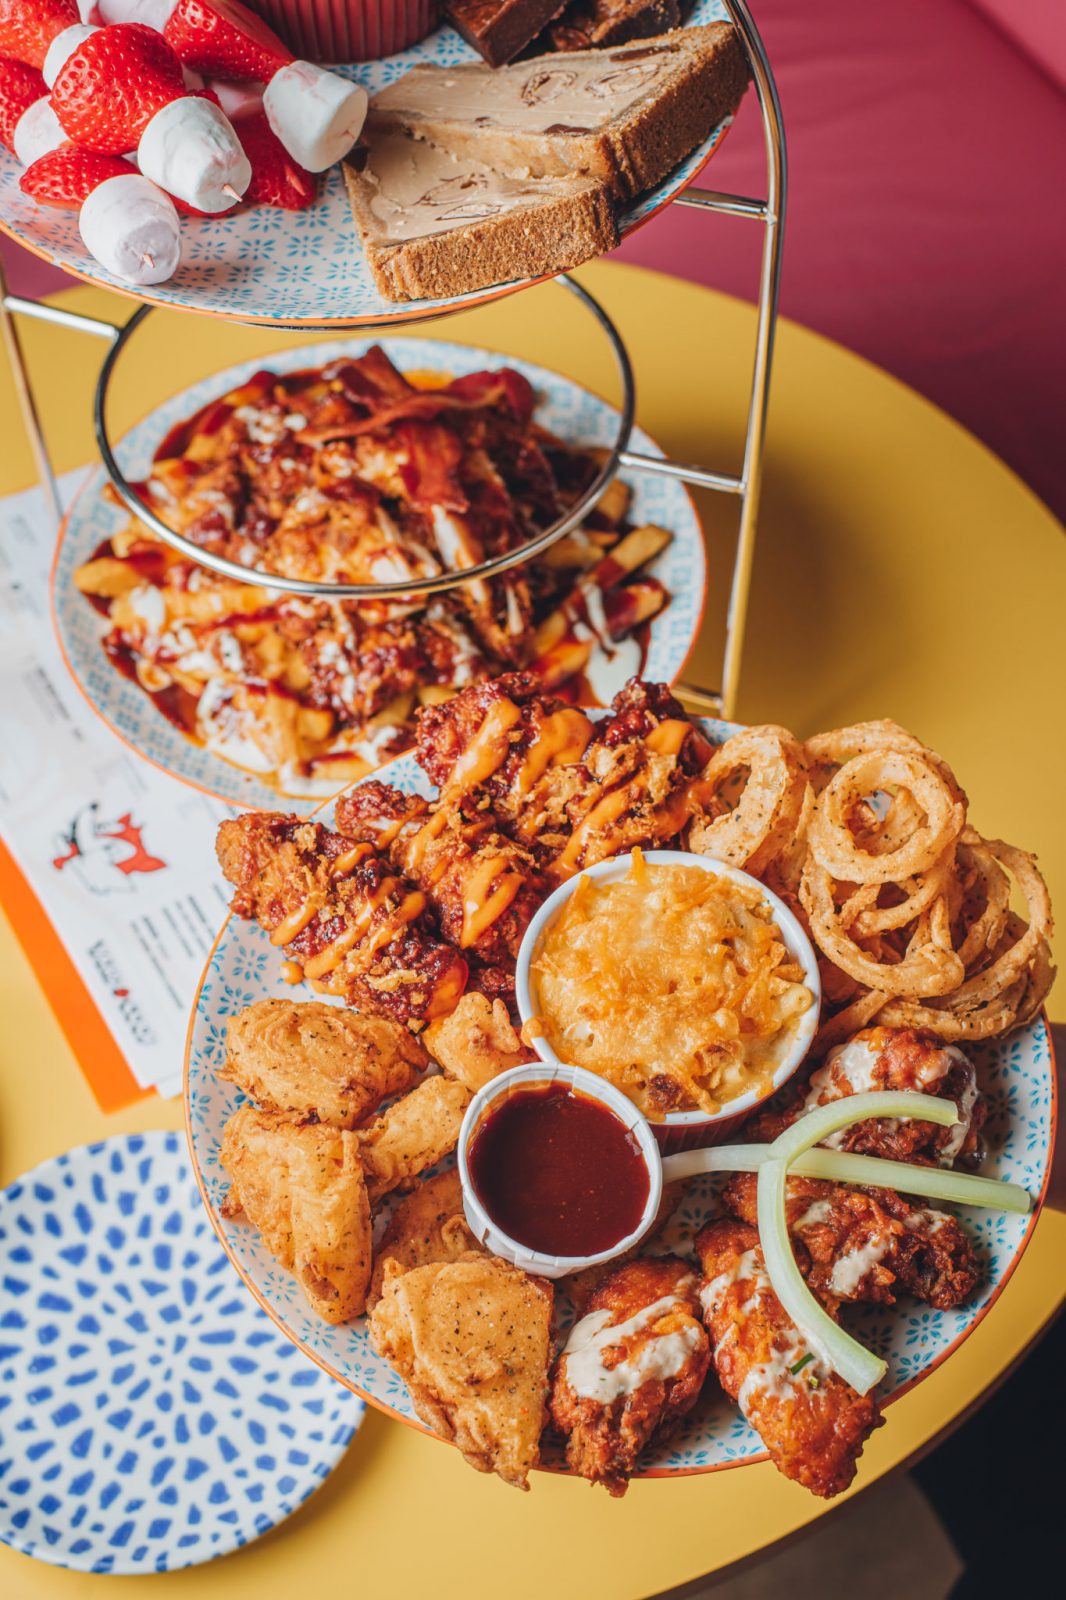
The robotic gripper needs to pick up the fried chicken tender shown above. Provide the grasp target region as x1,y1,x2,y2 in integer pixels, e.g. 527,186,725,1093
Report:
745,1026,985,1167
221,999,426,1128
720,1173,978,1310
368,1253,554,1489
334,781,546,966
422,991,535,1092
550,1256,710,1496
220,1105,372,1323
215,812,467,1026
553,680,714,878
357,1075,471,1203
368,1170,484,1309
696,1220,882,1498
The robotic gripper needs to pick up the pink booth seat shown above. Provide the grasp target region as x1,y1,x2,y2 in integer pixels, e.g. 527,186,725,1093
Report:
2,1,1065,519
614,0,1066,521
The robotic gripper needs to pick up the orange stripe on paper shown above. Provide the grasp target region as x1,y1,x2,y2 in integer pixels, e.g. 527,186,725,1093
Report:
0,833,147,1113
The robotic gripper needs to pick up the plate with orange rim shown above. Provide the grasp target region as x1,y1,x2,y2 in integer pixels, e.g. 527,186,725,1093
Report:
52,333,707,814
182,718,1057,1479
0,5,739,328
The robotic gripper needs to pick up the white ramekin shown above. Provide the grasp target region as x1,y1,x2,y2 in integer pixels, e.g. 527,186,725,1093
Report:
456,1061,663,1280
514,849,822,1153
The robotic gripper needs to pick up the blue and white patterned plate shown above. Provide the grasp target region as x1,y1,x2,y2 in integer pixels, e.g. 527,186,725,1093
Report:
0,1132,364,1572
184,727,1057,1478
0,6,735,326
53,334,706,813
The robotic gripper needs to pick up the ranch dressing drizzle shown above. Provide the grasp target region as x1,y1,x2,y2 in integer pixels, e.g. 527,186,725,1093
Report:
563,1292,702,1403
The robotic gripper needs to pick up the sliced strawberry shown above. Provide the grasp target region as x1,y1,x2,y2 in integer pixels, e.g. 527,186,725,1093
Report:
238,109,315,210
50,22,185,153
19,144,136,208
0,1,79,70
164,0,290,82
0,55,45,151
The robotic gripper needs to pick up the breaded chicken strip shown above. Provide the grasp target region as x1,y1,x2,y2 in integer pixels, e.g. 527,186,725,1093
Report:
369,1253,553,1489
550,1256,710,1496
221,998,426,1128
220,1104,372,1323
423,991,534,1092
368,1169,483,1309
696,1220,882,1498
357,1075,471,1203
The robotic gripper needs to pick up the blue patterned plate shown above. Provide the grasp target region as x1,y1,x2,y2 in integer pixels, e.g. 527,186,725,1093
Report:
184,730,1057,1478
0,1132,364,1573
0,6,734,325
53,334,706,813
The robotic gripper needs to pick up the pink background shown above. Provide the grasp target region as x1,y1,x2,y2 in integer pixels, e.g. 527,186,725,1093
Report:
3,0,1065,518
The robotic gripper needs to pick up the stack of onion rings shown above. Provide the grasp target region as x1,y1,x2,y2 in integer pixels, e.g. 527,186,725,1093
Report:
686,719,1054,1046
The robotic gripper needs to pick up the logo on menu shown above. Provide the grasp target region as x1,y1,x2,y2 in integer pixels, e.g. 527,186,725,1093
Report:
86,938,158,1048
52,803,167,897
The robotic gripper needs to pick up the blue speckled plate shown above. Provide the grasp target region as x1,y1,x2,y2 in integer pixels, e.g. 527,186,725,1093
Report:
0,1132,364,1573
0,6,735,325
183,727,1057,1478
53,335,706,813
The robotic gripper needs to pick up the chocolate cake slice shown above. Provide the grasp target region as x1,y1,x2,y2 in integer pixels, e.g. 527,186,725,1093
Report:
548,0,680,53
367,25,749,203
445,0,569,67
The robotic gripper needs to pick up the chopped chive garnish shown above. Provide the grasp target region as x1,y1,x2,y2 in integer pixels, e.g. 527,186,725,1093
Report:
790,1352,815,1376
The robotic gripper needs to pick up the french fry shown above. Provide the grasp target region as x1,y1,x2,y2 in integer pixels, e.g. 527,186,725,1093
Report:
533,524,673,656
533,581,668,690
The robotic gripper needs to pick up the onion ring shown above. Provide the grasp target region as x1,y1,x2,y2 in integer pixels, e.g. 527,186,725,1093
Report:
800,856,965,997
688,725,809,872
808,750,966,886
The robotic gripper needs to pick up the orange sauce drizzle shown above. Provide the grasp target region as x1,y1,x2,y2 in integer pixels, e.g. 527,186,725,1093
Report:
302,879,426,981
459,856,522,948
514,708,593,796
270,898,323,947
444,698,522,796
556,787,631,875
404,807,450,874
330,843,373,879
646,719,691,757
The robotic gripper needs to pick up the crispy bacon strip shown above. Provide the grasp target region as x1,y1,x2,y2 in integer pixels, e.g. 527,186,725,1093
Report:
215,812,467,1027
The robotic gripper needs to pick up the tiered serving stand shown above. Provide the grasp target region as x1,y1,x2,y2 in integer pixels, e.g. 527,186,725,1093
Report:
0,0,785,721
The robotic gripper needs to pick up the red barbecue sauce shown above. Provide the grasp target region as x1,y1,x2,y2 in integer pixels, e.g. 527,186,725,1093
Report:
467,1083,649,1257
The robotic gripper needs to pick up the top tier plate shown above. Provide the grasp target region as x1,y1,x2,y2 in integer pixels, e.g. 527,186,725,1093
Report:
0,5,733,327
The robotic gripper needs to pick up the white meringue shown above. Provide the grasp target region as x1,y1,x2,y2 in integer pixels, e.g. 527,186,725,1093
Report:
78,173,181,285
137,97,251,213
12,99,66,167
263,61,367,173
42,23,100,88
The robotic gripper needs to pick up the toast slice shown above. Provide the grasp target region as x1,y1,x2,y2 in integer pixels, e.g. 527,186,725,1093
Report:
344,132,618,303
367,24,749,202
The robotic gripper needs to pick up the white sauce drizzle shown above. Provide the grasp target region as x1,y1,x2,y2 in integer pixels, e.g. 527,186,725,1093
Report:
563,1292,701,1404
827,1234,891,1297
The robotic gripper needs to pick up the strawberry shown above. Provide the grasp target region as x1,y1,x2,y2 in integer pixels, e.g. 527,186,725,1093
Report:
19,143,137,208
0,1,79,69
50,22,185,153
164,0,290,82
238,109,315,210
0,55,45,151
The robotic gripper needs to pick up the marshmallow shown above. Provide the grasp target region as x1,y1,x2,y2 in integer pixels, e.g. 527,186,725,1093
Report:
210,79,265,122
263,61,367,174
77,2,102,19
79,173,181,284
96,0,177,25
137,96,251,213
12,99,66,167
43,24,100,88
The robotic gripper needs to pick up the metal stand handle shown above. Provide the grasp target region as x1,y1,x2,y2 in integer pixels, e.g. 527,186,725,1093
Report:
0,0,785,719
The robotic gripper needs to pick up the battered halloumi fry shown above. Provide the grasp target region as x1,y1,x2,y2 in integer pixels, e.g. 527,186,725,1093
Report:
220,1105,372,1324
357,1075,471,1203
221,998,427,1129
368,1169,484,1309
368,1253,554,1489
423,992,534,1093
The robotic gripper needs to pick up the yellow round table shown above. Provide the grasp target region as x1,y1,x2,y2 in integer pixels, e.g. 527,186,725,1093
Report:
0,262,1062,1598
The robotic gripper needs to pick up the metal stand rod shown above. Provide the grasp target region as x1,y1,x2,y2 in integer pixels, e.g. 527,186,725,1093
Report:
0,0,786,717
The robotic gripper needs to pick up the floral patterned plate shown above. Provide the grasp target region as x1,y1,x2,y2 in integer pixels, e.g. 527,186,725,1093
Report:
53,334,705,813
183,725,1057,1478
0,6,736,326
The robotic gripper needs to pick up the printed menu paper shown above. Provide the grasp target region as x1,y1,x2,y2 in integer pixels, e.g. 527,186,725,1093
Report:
0,471,235,1104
